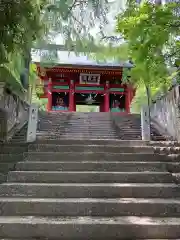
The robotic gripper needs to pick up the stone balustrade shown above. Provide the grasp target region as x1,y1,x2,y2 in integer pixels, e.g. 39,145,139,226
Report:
141,85,180,141
0,83,29,142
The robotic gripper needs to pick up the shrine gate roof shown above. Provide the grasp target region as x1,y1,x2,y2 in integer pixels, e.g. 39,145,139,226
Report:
32,49,133,69
34,61,133,69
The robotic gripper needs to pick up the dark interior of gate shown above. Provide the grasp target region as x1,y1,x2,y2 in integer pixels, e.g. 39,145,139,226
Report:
36,63,135,113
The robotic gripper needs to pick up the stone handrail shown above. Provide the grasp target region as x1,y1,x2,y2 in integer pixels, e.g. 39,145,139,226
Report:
0,83,29,142
141,85,180,141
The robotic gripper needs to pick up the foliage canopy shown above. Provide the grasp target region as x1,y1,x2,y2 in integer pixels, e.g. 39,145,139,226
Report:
0,0,49,96
92,0,179,111
0,0,47,63
116,0,180,88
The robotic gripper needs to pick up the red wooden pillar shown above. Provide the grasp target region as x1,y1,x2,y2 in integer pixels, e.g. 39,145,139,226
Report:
125,85,131,113
99,102,104,112
47,78,52,112
69,79,74,111
104,81,110,112
74,99,76,112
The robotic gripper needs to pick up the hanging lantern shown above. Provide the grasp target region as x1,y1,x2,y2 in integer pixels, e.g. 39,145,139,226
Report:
85,94,97,104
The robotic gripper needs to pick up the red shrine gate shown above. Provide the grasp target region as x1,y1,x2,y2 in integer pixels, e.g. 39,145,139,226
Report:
35,63,135,113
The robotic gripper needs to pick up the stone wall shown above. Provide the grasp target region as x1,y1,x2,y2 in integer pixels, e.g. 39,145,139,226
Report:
0,83,29,141
142,85,180,141
150,85,180,141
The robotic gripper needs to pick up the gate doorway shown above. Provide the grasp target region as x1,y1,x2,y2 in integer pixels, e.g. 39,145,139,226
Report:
76,105,99,112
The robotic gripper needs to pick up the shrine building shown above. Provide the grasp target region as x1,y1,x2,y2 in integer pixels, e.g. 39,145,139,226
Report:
35,61,135,113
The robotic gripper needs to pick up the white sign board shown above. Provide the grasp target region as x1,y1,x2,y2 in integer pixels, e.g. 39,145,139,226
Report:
80,73,100,84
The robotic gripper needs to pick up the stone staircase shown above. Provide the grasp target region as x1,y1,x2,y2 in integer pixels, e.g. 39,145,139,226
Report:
37,112,121,140
112,114,141,140
112,113,165,141
0,112,180,238
9,123,28,143
0,139,180,238
0,124,28,183
37,112,150,140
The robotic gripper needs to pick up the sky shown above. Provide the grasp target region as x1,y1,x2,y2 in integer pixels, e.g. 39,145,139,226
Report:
32,0,127,64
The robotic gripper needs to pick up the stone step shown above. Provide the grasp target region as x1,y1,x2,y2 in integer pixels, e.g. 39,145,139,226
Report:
166,162,180,173
37,130,117,133
172,173,180,183
0,143,28,147
0,198,180,217
40,125,115,128
53,135,120,138
39,118,113,121
0,239,175,240
38,124,116,127
38,129,120,133
119,136,141,140
46,122,115,125
149,141,180,147
38,137,141,141
36,132,140,139
41,119,110,121
10,138,27,141
34,139,147,146
37,136,120,140
37,131,118,135
38,131,119,135
7,171,173,183
0,216,179,239
28,144,155,153
0,173,6,183
38,122,136,125
0,154,23,162
15,161,169,172
0,149,25,154
0,146,28,154
28,144,180,154
49,133,119,136
24,152,175,162
0,183,179,198
39,125,138,129
39,126,117,130
0,163,15,173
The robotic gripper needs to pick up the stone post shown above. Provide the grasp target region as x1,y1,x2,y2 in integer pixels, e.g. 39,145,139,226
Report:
26,103,38,142
141,106,151,141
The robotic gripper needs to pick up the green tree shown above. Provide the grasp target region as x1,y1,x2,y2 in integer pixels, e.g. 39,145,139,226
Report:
115,0,179,124
116,0,179,92
0,0,49,95
91,0,179,112
0,0,47,63
90,43,129,62
38,0,127,53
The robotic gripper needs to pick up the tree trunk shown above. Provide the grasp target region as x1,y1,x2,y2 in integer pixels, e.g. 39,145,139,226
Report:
24,49,31,103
